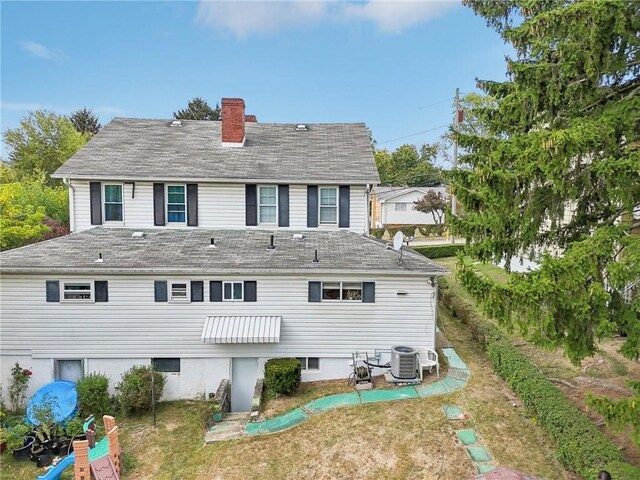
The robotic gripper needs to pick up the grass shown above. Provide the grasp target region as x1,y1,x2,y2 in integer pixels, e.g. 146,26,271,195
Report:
0,314,572,480
435,256,640,468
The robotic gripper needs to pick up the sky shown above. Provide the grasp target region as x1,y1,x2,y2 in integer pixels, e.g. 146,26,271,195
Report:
1,1,511,161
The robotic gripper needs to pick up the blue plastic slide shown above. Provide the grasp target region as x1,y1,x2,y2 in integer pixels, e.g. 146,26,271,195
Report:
37,452,75,480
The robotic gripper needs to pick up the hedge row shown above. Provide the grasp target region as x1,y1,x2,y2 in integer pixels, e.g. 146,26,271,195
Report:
439,281,640,480
413,244,465,259
370,224,447,239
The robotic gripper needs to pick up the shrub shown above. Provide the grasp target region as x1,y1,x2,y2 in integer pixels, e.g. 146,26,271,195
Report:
413,244,465,259
399,225,417,238
116,365,166,413
4,422,30,450
386,226,401,239
64,416,85,437
370,228,385,239
417,224,447,237
264,358,301,396
439,279,640,479
77,373,110,418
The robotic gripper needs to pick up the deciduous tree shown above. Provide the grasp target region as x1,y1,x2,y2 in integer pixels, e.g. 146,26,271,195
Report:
414,190,447,224
450,0,640,362
375,144,442,186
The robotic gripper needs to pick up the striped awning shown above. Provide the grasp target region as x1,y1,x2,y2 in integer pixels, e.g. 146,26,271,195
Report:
201,316,281,344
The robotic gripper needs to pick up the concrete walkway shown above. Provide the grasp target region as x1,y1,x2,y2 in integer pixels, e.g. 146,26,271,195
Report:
205,347,471,442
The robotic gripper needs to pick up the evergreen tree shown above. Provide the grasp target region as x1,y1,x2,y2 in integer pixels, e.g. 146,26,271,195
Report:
449,0,640,362
173,97,220,120
69,108,101,135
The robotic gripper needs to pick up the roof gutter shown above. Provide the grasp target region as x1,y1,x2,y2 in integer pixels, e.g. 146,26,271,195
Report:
50,174,381,185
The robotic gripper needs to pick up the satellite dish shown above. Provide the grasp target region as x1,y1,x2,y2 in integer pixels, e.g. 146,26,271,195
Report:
393,231,404,251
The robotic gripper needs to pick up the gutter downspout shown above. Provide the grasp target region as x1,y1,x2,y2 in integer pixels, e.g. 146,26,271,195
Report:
63,178,75,232
365,184,371,236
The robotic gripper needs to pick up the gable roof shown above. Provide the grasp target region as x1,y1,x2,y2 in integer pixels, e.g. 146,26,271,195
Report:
0,228,447,276
52,119,379,184
373,186,447,202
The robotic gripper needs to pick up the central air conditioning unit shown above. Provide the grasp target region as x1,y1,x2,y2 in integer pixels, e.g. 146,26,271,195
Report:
391,345,418,379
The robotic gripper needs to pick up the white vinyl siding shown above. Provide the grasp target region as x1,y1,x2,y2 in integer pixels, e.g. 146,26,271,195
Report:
71,182,369,234
0,274,436,359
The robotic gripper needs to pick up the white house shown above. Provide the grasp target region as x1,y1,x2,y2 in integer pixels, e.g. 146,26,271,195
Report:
371,186,448,229
0,98,446,412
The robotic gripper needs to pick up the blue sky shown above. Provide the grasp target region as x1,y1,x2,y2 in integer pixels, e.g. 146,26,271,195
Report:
1,1,510,160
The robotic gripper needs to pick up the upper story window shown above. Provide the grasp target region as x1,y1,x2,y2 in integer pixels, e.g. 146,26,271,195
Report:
103,184,123,222
259,186,277,224
319,187,338,225
62,282,93,302
167,185,186,223
322,281,362,301
223,281,243,301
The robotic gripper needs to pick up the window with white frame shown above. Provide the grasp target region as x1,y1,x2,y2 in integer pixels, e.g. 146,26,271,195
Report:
319,187,338,225
169,281,189,302
223,281,243,301
259,186,277,224
62,282,93,302
103,184,123,222
394,202,408,211
166,185,186,223
322,281,362,301
296,357,320,370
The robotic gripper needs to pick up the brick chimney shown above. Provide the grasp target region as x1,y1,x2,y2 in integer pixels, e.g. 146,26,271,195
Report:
221,98,245,147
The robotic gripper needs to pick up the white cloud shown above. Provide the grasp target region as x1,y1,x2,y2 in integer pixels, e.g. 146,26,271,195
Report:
20,41,65,60
196,0,457,38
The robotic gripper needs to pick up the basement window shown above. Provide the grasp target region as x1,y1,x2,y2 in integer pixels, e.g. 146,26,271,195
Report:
153,358,181,373
296,357,320,371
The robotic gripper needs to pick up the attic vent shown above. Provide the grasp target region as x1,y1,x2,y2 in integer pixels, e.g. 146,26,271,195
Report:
170,120,182,127
131,232,145,239
295,124,308,131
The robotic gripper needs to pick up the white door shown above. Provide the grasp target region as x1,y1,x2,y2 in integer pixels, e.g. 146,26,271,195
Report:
231,358,258,412
57,360,83,383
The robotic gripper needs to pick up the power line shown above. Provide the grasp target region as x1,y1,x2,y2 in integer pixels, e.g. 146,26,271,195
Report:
416,97,453,110
377,124,449,145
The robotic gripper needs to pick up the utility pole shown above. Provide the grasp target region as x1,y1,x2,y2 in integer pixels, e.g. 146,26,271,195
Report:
451,87,460,244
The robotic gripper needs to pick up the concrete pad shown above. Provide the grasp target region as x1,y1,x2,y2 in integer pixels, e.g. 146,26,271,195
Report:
304,393,361,414
205,420,246,442
455,429,478,445
443,405,465,420
244,408,308,435
467,446,492,462
359,386,418,403
476,464,496,474
415,381,448,397
441,377,467,392
441,348,468,371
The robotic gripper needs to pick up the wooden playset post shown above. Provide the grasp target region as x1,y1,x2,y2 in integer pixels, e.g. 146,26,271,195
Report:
73,439,90,480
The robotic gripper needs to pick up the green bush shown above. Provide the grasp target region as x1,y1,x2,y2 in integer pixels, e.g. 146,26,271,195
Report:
413,244,465,259
370,227,385,239
116,365,166,413
264,358,301,396
439,280,640,479
396,225,415,238
386,226,401,239
77,373,110,418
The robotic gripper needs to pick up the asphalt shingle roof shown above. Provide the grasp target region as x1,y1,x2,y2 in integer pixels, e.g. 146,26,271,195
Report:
52,119,379,184
0,229,447,276
373,186,447,202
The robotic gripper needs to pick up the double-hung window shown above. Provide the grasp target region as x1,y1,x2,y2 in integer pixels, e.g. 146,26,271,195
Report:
223,281,243,301
319,187,338,225
322,282,362,301
259,186,277,224
395,202,408,212
62,282,93,302
103,184,123,222
167,185,186,223
169,281,189,302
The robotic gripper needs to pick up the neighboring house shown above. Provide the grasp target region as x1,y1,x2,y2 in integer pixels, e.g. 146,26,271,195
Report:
371,186,448,229
0,98,446,412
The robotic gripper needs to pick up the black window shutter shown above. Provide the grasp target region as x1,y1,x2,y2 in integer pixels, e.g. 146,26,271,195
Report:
308,281,321,302
90,182,102,225
154,281,167,302
246,184,257,226
278,185,289,227
153,183,165,226
363,282,375,303
95,281,109,302
191,281,204,302
339,186,350,228
187,184,198,227
244,281,257,302
210,281,223,302
307,186,318,228
46,281,60,302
